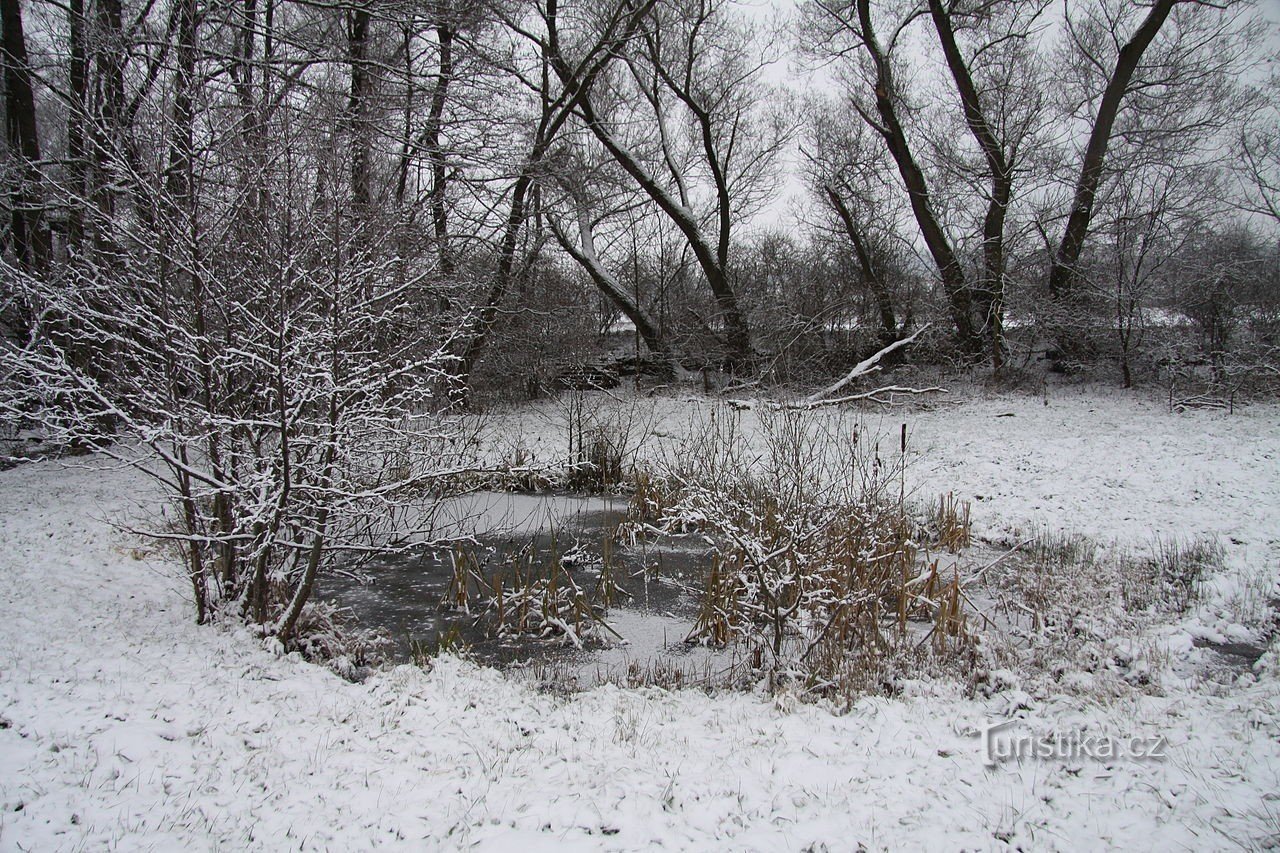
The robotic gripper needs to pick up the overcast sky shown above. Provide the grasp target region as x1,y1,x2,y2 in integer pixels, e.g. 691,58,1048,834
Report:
744,0,1280,234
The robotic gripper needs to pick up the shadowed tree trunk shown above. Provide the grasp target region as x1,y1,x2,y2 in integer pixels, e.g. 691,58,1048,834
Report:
540,0,770,372
66,0,88,252
548,202,678,376
2,0,49,271
425,18,454,275
347,2,372,210
1047,0,1178,300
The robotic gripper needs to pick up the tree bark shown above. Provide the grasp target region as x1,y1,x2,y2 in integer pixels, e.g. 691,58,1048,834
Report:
425,19,454,275
1,0,49,271
853,0,976,352
1047,0,1178,300
444,0,657,405
88,0,126,256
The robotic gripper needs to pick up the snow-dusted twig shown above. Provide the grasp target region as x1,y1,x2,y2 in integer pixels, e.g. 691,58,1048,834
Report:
731,385,947,411
789,385,948,409
961,537,1035,589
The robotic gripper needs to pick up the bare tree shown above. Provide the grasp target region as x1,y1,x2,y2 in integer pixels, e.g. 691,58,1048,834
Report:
442,0,659,404
800,97,909,345
1174,224,1273,379
1081,156,1209,386
1237,71,1280,224
0,0,486,641
803,0,981,354
542,0,795,371
924,0,1050,370
1046,0,1261,300
542,138,679,373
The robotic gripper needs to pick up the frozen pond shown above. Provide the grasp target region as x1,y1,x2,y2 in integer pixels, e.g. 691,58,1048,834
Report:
321,491,730,685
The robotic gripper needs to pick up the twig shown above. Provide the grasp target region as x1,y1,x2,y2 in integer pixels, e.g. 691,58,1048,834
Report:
961,537,1035,589
792,386,948,409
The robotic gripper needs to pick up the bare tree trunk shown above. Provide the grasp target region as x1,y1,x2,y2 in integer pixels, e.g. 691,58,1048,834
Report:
276,394,338,644
66,0,88,252
425,19,454,275
853,0,976,353
167,0,233,609
571,82,754,366
232,0,267,224
86,0,127,258
347,2,372,210
1,0,49,271
549,209,677,376
447,168,537,406
927,0,1015,371
1047,0,1177,300
823,186,897,342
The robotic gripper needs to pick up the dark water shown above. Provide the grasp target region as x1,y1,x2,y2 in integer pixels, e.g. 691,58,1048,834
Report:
1191,636,1266,669
320,492,710,672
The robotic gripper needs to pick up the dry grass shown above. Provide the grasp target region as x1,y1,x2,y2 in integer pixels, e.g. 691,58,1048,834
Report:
1120,537,1223,614
972,529,1230,696
287,600,390,679
441,532,623,649
622,406,978,704
925,492,972,553
407,625,470,666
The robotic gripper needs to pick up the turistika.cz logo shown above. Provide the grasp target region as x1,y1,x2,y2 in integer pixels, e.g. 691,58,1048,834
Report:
978,718,1168,767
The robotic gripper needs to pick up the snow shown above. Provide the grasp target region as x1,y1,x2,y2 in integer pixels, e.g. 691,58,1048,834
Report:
3,388,1280,849
435,491,626,538
485,384,1279,558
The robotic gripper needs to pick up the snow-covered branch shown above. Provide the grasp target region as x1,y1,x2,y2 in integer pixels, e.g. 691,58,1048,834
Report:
804,324,930,404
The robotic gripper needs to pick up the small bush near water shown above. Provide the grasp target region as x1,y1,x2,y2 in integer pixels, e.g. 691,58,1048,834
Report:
623,406,978,704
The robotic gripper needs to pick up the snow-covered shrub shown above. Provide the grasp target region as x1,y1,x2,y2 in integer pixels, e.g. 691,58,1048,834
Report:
0,157,479,647
289,600,391,677
626,406,975,700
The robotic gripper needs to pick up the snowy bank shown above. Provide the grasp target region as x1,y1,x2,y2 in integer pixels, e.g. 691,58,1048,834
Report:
2,390,1279,850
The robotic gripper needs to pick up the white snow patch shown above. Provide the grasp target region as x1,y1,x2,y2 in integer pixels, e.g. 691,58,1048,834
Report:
2,389,1279,849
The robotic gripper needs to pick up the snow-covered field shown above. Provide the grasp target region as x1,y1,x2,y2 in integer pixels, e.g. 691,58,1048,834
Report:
2,388,1279,850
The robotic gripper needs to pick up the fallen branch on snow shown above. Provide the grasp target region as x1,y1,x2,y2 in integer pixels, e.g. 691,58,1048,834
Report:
787,385,948,409
729,325,945,410
804,324,931,404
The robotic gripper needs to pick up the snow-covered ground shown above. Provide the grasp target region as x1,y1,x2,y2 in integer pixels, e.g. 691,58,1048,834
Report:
2,388,1279,850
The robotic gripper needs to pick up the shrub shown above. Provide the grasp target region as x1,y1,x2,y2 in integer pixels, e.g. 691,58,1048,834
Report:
624,406,976,702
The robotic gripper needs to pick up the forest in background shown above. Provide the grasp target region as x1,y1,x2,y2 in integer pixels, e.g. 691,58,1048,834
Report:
1,0,1277,398
1,0,1278,642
